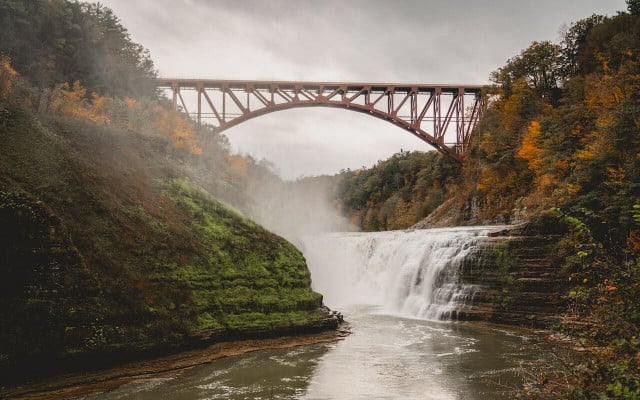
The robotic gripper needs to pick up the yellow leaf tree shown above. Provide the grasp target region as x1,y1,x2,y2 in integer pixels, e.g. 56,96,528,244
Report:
0,56,17,102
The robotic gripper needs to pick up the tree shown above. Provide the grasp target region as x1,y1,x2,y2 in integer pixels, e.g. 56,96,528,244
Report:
0,0,157,98
628,0,640,15
517,120,544,173
559,14,606,77
0,55,17,102
491,41,562,104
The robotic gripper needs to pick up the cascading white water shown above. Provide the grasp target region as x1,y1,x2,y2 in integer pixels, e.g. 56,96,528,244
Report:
301,226,500,321
93,224,540,400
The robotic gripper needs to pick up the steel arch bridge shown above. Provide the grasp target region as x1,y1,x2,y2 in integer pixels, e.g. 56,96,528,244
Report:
156,79,486,162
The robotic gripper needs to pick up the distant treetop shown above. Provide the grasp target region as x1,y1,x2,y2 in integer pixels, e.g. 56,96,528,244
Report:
0,0,157,99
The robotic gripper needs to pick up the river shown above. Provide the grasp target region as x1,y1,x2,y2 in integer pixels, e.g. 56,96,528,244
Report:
82,227,549,400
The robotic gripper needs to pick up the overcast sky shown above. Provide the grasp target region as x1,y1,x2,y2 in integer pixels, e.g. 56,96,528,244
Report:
102,0,626,179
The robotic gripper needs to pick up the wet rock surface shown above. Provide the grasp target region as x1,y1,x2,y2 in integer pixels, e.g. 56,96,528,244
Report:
456,225,568,328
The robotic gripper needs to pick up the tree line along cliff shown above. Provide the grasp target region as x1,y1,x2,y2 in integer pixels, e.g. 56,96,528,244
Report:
333,5,640,399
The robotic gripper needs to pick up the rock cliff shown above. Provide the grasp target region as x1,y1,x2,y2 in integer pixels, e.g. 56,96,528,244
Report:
456,225,569,328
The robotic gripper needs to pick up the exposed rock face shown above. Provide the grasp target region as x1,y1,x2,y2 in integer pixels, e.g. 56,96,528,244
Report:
455,225,569,328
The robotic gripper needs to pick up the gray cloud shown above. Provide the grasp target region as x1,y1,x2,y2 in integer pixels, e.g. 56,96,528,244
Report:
103,0,626,179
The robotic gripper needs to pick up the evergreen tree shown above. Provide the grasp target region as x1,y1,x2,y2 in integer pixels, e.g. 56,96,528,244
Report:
0,0,157,98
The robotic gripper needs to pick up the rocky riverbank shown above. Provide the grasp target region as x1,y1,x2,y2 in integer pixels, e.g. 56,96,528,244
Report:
455,224,569,328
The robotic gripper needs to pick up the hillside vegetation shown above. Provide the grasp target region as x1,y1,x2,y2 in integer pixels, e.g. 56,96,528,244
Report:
0,0,337,387
336,150,458,231
0,0,156,98
335,4,640,398
461,8,640,399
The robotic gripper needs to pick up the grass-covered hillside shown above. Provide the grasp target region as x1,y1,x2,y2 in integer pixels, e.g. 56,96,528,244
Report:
0,106,335,385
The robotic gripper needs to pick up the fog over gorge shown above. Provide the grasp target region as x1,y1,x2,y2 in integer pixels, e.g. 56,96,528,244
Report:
243,176,354,246
2,1,639,399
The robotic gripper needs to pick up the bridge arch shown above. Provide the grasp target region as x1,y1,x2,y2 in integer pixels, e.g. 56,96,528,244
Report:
156,79,486,162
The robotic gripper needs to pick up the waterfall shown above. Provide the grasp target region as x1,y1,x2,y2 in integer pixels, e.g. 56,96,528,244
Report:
302,226,499,321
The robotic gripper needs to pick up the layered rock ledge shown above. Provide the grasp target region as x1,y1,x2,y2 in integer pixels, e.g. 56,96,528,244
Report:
455,225,568,328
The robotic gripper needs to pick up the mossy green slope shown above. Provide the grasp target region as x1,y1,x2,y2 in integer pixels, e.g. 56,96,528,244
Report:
0,107,335,385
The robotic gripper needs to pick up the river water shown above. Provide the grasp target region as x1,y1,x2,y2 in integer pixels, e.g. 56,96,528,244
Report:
82,227,549,400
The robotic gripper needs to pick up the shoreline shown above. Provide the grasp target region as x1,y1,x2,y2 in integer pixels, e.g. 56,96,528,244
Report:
2,324,351,400
1,318,570,400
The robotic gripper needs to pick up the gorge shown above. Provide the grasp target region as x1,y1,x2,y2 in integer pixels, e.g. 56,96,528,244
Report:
2,1,639,398
71,226,559,400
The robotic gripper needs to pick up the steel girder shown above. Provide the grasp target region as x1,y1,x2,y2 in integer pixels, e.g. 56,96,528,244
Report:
156,79,485,162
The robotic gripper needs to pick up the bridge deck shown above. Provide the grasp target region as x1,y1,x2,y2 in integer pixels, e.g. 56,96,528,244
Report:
156,78,487,162
156,78,484,94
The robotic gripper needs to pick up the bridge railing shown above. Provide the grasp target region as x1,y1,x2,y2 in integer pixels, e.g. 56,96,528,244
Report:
156,79,487,161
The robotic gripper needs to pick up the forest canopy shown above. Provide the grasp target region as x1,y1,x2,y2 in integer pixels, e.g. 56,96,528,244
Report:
0,0,157,98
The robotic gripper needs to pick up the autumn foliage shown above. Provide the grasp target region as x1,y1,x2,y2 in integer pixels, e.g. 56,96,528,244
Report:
35,79,202,155
338,9,640,397
456,10,640,399
337,151,459,231
150,104,202,155
0,1,157,98
47,81,110,125
0,55,17,102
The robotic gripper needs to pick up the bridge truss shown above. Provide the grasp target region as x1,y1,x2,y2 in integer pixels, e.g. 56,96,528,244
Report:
156,79,485,162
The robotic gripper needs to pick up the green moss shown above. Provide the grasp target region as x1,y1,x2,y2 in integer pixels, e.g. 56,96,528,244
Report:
489,240,523,310
196,312,225,331
0,110,332,382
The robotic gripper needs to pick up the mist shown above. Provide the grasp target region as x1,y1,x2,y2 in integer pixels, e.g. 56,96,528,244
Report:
186,130,354,248
243,170,354,248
